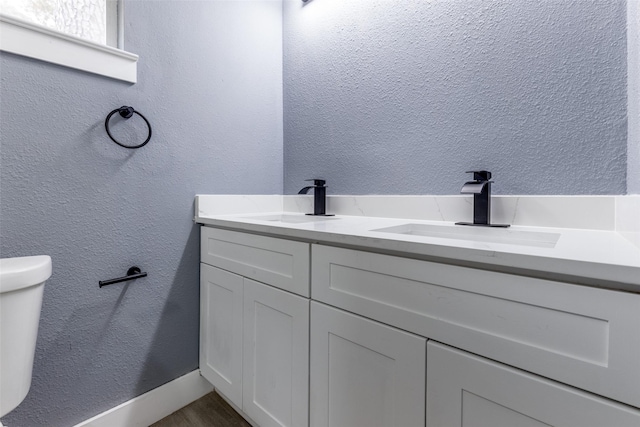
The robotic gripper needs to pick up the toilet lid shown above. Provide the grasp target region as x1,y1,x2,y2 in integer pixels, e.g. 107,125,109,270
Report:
0,255,52,293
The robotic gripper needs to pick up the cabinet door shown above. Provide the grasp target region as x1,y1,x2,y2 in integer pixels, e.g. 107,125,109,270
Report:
243,279,310,427
310,302,426,427
200,263,243,408
427,341,640,427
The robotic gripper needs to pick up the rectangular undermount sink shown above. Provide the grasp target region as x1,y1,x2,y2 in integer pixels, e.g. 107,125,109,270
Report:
248,214,339,224
372,223,561,248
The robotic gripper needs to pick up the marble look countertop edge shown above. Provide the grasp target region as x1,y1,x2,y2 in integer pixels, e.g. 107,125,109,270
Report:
195,212,640,292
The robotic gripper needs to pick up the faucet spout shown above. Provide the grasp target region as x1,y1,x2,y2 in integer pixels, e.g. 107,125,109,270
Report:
460,180,490,194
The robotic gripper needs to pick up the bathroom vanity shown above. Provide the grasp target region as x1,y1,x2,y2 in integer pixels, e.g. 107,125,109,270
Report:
196,196,640,427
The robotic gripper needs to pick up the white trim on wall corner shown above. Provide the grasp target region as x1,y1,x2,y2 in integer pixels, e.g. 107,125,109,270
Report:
0,14,138,83
73,370,213,427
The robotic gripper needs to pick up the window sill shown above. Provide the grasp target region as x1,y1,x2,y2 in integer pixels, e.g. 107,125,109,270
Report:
0,14,137,83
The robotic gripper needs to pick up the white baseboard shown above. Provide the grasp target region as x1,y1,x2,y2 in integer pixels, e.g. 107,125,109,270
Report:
73,370,213,427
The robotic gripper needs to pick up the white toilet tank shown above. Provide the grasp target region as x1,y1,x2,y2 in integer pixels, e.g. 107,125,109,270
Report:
0,255,51,418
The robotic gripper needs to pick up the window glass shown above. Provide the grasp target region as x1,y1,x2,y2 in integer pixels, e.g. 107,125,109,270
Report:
0,0,116,46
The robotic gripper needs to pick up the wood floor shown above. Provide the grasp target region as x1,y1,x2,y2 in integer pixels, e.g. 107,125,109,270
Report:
151,391,250,427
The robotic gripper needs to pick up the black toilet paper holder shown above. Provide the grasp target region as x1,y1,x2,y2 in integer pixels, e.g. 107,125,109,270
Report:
99,266,147,288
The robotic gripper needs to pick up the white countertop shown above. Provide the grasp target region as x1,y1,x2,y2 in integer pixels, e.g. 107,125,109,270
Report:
195,211,640,292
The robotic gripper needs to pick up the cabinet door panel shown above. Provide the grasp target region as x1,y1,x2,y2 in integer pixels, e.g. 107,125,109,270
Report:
243,279,309,427
200,263,243,408
310,302,426,427
427,341,640,427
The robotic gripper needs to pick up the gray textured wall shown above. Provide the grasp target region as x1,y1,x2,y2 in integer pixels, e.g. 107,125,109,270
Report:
283,0,628,195
0,1,282,426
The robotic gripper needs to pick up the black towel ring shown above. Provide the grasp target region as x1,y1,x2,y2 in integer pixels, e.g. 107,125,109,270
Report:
105,106,152,149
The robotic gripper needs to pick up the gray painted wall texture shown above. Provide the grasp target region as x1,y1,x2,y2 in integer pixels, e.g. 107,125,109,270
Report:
0,1,282,426
0,1,635,425
283,0,629,195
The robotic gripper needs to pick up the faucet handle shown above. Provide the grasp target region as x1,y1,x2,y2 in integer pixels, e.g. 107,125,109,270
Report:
465,170,492,181
305,179,326,187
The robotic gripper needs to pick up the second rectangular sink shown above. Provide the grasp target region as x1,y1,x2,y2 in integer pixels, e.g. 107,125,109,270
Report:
372,223,561,248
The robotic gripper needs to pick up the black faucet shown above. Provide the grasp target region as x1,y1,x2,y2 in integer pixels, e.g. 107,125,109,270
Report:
455,170,509,228
298,179,334,216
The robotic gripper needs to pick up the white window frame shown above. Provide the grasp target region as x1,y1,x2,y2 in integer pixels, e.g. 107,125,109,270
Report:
0,1,137,83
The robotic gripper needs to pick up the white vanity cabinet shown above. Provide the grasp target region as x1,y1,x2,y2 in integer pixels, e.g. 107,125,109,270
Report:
310,302,426,427
200,227,310,427
199,224,640,427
